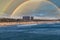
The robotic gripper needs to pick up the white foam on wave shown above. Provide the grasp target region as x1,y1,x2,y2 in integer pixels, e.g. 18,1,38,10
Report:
17,24,38,27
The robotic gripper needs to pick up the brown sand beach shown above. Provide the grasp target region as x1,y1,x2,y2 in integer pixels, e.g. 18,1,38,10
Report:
0,21,59,27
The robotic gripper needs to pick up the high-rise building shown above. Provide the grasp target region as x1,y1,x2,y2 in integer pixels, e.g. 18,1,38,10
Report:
23,16,30,21
23,16,34,21
31,16,33,20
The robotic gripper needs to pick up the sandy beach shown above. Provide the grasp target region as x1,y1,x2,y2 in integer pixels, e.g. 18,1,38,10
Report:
0,21,59,26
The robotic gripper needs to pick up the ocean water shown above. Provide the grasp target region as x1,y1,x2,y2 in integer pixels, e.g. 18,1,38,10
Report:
0,23,60,40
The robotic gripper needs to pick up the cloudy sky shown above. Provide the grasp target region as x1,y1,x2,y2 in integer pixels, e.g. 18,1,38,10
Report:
49,0,60,8
0,0,60,18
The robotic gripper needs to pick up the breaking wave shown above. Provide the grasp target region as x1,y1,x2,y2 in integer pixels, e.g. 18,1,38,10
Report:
0,23,60,34
0,23,60,40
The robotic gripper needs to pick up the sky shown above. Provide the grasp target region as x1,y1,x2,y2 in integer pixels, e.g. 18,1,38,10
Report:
0,0,60,18
49,0,60,8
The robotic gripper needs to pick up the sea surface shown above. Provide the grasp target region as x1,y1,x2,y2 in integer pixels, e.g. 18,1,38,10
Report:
0,23,60,40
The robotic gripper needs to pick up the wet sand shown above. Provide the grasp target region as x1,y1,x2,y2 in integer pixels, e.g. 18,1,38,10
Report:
0,21,59,26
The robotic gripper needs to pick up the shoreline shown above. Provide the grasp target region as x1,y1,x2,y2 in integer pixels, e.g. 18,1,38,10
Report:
0,21,60,27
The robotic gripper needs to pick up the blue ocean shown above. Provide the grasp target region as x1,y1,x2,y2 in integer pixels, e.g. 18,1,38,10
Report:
0,23,60,40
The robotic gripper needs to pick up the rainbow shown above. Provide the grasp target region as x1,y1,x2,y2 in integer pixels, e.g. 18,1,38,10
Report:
0,0,60,17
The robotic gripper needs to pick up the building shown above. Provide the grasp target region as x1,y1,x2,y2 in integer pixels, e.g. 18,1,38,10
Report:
23,16,33,21
31,16,33,20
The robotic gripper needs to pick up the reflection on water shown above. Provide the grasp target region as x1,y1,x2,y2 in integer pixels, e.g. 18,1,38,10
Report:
0,23,60,40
